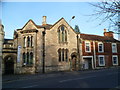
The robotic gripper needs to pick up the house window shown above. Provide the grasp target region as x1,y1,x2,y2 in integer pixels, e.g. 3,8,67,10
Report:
23,37,26,47
112,43,117,53
27,52,29,64
112,55,118,65
58,25,67,43
98,42,104,52
85,41,91,52
27,36,30,47
58,49,61,62
23,53,26,64
65,49,68,62
30,52,33,64
58,48,68,62
62,49,64,61
23,52,33,66
98,55,105,66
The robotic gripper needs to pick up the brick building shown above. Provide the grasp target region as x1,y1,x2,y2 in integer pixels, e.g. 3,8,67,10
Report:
2,16,120,74
80,30,120,70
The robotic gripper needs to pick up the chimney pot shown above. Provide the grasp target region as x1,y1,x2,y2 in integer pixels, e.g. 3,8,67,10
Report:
42,16,47,25
103,29,113,38
104,28,107,32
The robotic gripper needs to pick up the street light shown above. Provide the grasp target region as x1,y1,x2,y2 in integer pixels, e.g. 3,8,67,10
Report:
42,27,46,73
68,16,75,34
69,16,75,26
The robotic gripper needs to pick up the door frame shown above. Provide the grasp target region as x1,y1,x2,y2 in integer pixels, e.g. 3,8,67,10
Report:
4,55,15,74
82,56,94,69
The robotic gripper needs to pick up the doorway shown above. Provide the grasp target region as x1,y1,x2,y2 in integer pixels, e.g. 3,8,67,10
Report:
71,52,77,71
83,57,93,70
4,56,14,74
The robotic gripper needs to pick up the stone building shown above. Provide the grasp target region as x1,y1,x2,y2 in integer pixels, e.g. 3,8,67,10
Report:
0,23,4,73
2,16,120,74
2,39,17,74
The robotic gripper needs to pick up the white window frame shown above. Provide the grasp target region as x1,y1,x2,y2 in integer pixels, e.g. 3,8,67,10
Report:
98,55,105,66
112,55,118,65
85,41,91,52
112,43,117,53
98,42,104,52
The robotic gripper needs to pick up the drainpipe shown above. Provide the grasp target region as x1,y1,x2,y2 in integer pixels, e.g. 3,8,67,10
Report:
35,30,38,73
93,41,96,69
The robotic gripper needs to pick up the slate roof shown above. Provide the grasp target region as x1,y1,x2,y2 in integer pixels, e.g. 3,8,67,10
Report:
80,33,120,43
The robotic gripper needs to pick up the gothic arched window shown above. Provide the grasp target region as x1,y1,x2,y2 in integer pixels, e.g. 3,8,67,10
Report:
31,36,33,47
30,52,33,64
23,53,26,64
58,49,61,62
58,25,67,43
27,52,29,64
58,48,68,62
27,36,30,47
23,37,26,47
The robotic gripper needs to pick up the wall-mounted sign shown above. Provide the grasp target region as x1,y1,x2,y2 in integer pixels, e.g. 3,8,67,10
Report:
17,45,21,63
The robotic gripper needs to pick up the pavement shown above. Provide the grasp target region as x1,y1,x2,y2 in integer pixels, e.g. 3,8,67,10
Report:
2,66,120,83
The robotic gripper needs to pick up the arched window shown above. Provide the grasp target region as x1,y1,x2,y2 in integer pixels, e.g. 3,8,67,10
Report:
65,30,67,42
23,53,26,64
62,49,64,61
30,52,33,64
62,31,64,42
58,48,68,62
27,52,29,64
65,49,68,62
27,36,30,47
58,49,61,62
58,25,67,43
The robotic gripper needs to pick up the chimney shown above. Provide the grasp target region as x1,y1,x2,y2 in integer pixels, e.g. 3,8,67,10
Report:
42,16,47,25
103,29,114,38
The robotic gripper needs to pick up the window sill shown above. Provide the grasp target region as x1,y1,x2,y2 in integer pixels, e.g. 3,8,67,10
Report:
22,64,33,67
59,42,68,44
113,64,118,66
99,65,105,67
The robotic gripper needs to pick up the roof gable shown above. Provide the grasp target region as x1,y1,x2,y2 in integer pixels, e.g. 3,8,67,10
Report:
22,19,38,30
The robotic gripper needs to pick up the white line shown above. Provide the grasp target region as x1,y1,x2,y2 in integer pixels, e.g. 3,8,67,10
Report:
59,76,96,83
21,85,38,88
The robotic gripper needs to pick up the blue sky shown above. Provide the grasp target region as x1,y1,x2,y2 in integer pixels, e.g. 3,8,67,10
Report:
1,2,117,39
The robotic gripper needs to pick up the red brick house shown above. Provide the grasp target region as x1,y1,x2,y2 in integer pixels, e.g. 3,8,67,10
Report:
80,29,120,69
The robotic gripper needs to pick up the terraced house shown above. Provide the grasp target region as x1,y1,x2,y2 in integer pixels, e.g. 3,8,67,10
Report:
2,16,120,74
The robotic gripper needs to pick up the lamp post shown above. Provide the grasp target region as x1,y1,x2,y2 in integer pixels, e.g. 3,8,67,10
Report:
42,27,46,73
76,33,81,71
69,16,75,26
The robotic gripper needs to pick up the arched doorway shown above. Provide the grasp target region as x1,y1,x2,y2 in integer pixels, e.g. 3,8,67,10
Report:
71,52,77,71
4,56,14,74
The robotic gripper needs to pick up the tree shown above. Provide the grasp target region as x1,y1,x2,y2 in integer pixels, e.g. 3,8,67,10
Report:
74,25,80,33
89,0,120,40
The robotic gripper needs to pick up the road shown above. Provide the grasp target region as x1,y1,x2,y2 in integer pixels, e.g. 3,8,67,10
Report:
2,67,120,88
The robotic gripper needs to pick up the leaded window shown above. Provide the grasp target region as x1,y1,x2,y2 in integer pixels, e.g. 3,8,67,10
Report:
58,25,67,43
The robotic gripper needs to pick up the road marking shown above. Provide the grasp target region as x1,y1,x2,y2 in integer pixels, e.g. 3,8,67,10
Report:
59,76,96,83
21,85,38,88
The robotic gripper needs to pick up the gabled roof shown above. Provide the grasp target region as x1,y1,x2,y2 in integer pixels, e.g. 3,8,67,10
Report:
17,19,53,31
21,19,38,30
80,33,120,43
50,17,77,33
